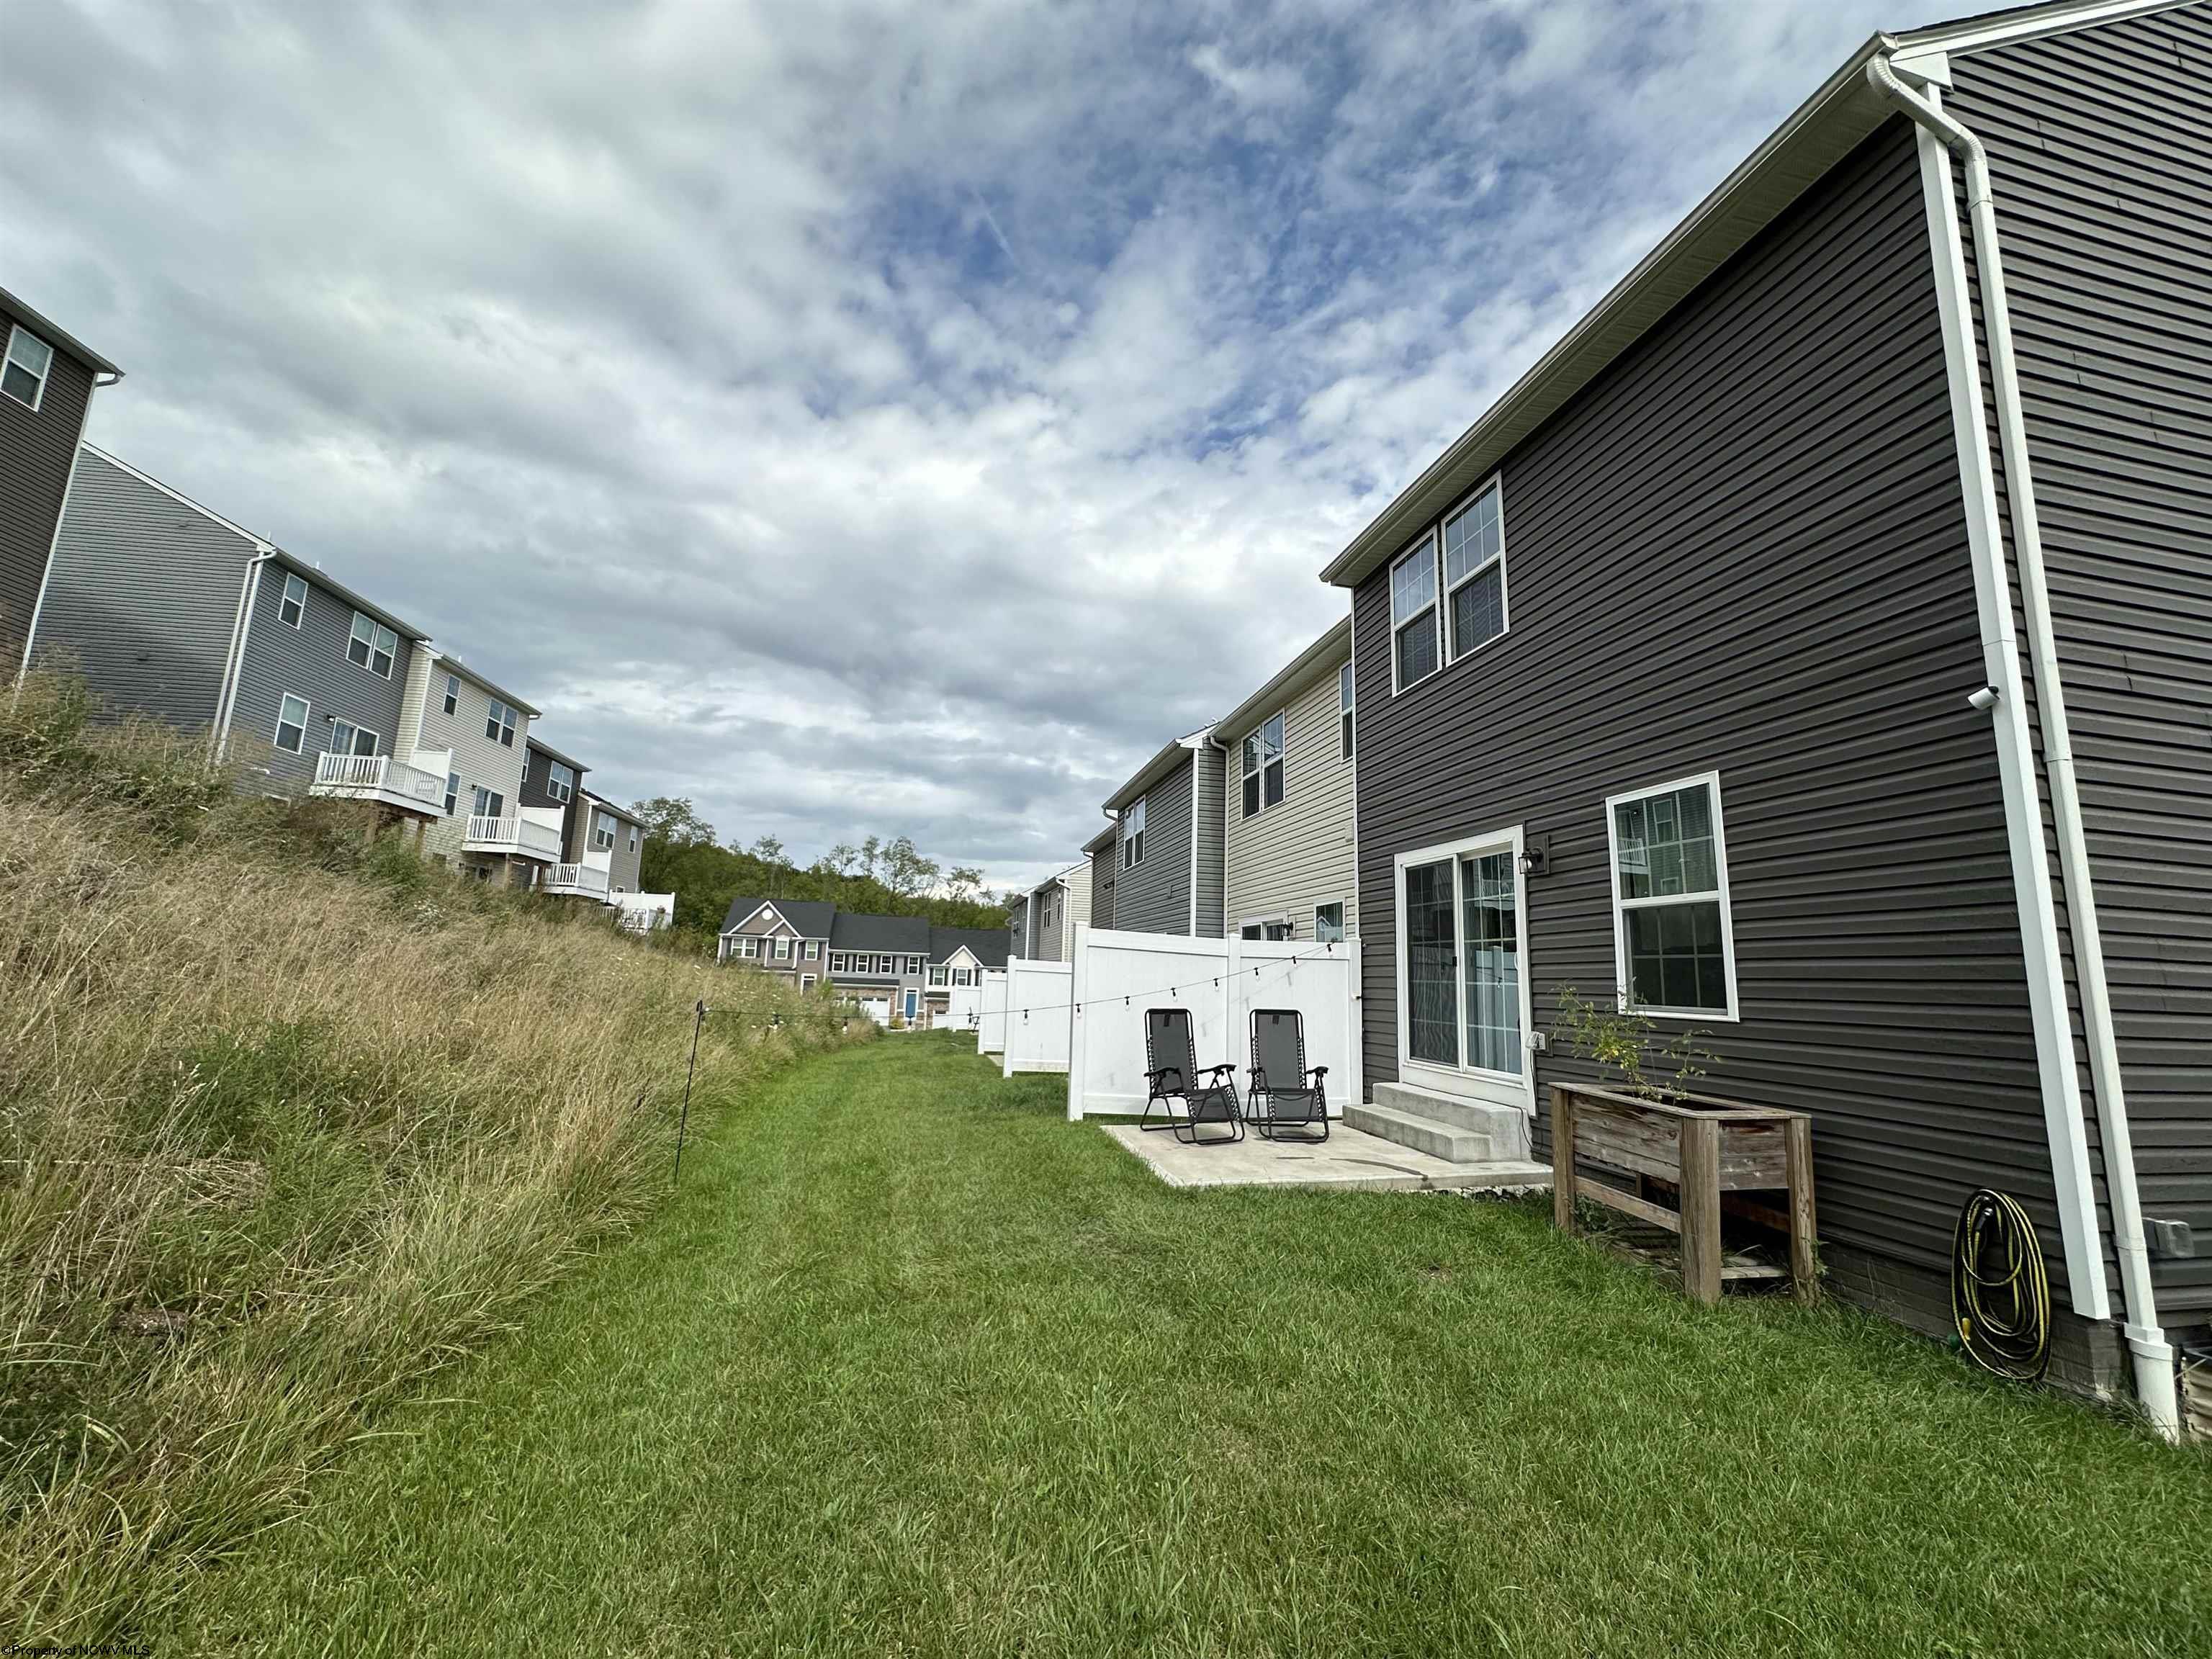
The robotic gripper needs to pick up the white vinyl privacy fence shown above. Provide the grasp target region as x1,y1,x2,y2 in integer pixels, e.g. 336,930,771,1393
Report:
1064,925,1359,1120
941,984,982,1033
979,971,1008,1056
1002,958,1074,1076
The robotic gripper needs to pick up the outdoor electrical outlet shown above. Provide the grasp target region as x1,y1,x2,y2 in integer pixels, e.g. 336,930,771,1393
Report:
2146,1218,2195,1259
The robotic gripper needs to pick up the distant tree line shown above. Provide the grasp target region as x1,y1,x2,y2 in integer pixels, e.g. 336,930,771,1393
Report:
630,797,1012,948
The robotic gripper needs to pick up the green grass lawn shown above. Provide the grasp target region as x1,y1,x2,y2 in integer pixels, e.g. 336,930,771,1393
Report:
177,1034,2207,1657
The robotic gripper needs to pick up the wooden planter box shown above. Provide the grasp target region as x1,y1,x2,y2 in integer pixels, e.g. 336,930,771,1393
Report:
1550,1083,1817,1305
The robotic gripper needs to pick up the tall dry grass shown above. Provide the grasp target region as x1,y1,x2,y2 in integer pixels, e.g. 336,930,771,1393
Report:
0,675,855,1640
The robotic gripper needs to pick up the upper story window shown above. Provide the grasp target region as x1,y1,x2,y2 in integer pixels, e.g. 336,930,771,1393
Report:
274,693,309,754
829,951,849,973
328,721,378,757
546,760,575,803
444,771,460,814
279,573,307,629
1442,481,1506,660
443,673,460,716
485,698,517,747
627,824,638,853
1122,796,1146,868
774,936,793,960
1390,539,1439,690
804,939,820,960
1241,714,1285,818
1606,772,1738,1020
591,809,616,851
906,954,926,976
928,965,949,986
2,325,54,412
347,612,397,678
1339,662,1354,760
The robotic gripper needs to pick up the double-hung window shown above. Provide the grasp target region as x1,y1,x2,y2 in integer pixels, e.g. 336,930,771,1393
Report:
472,785,505,819
442,674,460,716
274,693,309,754
327,721,377,757
1390,538,1439,689
1241,714,1285,817
1442,481,1506,660
906,955,925,976
279,572,307,628
546,760,575,803
2,325,54,411
1339,662,1354,759
774,937,792,961
485,699,516,747
1606,773,1738,1019
804,940,820,961
928,966,948,987
1122,796,1146,868
444,771,461,814
591,809,616,852
347,612,397,677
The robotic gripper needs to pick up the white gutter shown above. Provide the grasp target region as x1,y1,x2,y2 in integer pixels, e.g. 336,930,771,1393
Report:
210,544,279,763
1870,55,2177,1441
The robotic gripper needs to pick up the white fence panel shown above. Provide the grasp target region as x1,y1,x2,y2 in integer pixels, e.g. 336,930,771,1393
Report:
978,971,1008,1055
940,984,982,1034
1065,924,1359,1121
1002,958,1074,1076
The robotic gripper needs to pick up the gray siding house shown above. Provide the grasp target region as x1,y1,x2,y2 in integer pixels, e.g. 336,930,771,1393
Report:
1082,822,1116,932
1324,0,2210,1429
2,288,118,682
1100,727,1226,937
1220,618,1357,944
31,446,433,804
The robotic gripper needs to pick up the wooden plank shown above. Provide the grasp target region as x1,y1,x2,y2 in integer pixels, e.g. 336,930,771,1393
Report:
1576,1176,1681,1233
1678,1116,1722,1305
1785,1113,1820,1306
1575,1106,1785,1189
1722,1263,1790,1282
1552,1085,1578,1235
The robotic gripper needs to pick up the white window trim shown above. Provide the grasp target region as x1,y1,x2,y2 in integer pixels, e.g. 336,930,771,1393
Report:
1441,475,1511,667
546,760,575,803
443,673,460,716
804,939,820,960
274,692,310,754
1238,913,1293,941
444,770,460,814
3,325,53,413
279,572,307,629
1339,662,1354,761
1388,532,1440,696
1602,768,1741,1023
1122,795,1146,869
774,936,793,960
1240,711,1287,819
1316,901,1348,943
1391,824,1535,1113
328,720,379,757
347,611,397,678
800,974,816,993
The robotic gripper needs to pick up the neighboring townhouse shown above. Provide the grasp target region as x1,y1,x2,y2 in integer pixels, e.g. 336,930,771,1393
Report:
1219,618,1357,945
1082,822,1116,932
1323,0,2211,1424
29,446,441,822
1017,862,1090,962
393,649,546,882
1005,891,1029,961
523,737,598,896
3,289,120,681
1098,727,1226,937
581,792,647,896
716,899,1009,1024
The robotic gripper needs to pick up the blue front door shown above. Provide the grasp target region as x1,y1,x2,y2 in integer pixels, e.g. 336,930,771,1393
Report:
903,989,919,1021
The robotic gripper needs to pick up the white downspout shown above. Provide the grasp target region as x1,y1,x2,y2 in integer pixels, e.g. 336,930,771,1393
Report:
210,545,278,763
1869,55,2177,1442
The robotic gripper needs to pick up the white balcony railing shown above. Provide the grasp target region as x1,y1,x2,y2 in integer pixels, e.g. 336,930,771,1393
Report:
541,861,611,897
310,752,446,810
463,814,563,860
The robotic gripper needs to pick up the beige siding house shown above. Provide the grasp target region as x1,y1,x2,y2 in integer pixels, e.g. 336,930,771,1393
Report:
1220,618,1357,943
396,650,547,882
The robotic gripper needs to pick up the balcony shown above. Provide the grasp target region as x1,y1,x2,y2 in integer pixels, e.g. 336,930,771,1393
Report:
310,753,446,815
541,861,611,898
463,814,563,861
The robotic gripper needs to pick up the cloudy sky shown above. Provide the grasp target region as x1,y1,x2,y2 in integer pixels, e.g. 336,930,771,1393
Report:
3,0,1977,894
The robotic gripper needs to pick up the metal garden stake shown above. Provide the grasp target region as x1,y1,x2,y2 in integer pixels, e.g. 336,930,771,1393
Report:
675,998,707,1184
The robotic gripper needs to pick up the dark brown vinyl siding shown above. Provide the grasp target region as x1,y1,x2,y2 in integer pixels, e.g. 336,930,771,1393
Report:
1352,120,2093,1298
1111,753,1194,935
1948,9,2212,1318
0,302,96,677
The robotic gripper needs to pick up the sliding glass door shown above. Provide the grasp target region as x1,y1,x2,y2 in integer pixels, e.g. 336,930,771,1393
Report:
1398,832,1528,1106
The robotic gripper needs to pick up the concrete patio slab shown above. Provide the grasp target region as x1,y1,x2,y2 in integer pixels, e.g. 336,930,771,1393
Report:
1100,1121,1553,1193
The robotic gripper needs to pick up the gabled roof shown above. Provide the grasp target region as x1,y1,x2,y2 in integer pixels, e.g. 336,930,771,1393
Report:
1028,862,1086,901
930,925,1009,968
1082,822,1118,855
1318,0,2194,590
1,285,122,377
830,911,932,953
582,789,641,824
427,649,540,719
1102,726,1215,813
527,735,589,774
719,896,837,938
1216,617,1352,741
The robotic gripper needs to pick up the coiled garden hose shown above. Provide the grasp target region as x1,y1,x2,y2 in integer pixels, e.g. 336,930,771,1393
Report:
1951,1189,2051,1382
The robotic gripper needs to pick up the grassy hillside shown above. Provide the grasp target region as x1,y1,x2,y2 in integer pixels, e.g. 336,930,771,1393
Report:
0,677,859,1641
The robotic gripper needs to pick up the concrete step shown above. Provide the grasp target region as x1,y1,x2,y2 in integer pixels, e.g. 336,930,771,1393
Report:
1370,1082,1532,1160
1344,1103,1495,1164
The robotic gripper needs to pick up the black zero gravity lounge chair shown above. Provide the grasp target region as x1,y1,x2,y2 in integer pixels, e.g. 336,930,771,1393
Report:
1248,1008,1328,1142
1141,1007,1243,1145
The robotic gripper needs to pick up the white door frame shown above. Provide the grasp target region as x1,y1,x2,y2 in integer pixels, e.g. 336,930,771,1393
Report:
1392,824,1535,1113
